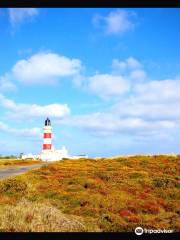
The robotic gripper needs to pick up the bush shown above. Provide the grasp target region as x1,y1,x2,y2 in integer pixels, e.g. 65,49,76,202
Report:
95,172,112,181
153,177,176,188
142,203,160,214
0,178,27,194
129,172,144,179
99,213,136,232
83,179,97,189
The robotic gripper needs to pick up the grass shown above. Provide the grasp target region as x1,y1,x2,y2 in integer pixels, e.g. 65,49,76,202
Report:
0,159,42,169
0,155,179,232
0,199,85,232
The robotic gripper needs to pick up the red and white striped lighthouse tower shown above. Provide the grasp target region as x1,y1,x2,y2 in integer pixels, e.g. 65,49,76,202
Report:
43,118,52,151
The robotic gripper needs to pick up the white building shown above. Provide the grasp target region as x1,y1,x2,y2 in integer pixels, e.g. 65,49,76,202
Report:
40,145,69,161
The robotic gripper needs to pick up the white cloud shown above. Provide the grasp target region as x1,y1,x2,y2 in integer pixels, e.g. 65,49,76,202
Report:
112,57,143,73
82,57,145,100
12,52,82,85
129,70,147,82
60,57,180,139
61,113,176,138
93,9,136,35
0,121,41,139
0,94,70,120
112,57,147,83
134,78,180,103
113,101,180,121
0,74,17,92
88,74,130,99
0,121,8,131
112,78,180,121
8,8,38,26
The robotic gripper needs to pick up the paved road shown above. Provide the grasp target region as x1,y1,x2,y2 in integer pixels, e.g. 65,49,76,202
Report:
0,163,48,180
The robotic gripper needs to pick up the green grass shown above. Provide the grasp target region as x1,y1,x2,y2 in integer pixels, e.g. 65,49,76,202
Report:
0,155,179,232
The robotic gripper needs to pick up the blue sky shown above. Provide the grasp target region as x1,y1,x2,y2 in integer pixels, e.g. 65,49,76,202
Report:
0,8,180,157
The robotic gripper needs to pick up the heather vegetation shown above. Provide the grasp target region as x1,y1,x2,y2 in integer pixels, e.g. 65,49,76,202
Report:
0,155,17,159
0,159,42,169
0,155,179,232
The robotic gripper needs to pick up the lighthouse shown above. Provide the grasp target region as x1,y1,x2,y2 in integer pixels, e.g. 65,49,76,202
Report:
43,118,52,151
40,117,69,161
21,117,88,161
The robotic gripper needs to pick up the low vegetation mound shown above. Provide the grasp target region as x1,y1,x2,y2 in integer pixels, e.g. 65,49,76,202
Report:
0,155,179,232
0,199,85,232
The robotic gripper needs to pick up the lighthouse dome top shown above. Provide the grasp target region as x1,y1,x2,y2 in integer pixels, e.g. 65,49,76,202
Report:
45,118,51,126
